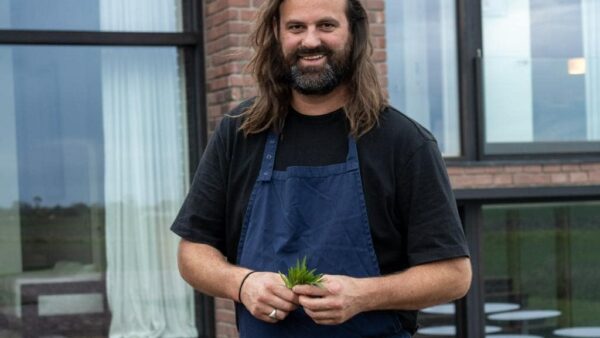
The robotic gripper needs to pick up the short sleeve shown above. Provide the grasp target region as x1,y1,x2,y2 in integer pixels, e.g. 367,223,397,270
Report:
170,119,229,254
398,140,470,266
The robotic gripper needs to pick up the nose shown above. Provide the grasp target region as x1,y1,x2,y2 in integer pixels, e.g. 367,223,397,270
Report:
301,27,321,49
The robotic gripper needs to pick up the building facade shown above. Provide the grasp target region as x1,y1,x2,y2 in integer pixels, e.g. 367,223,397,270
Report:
1,0,599,337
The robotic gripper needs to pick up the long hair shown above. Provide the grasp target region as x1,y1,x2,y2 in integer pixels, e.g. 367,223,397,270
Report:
240,0,387,138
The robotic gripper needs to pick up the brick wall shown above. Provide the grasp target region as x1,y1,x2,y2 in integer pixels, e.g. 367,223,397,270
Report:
448,163,600,189
202,1,600,337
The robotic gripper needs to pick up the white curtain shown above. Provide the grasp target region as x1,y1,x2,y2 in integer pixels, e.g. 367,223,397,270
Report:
439,0,460,156
401,0,431,128
100,1,196,337
582,0,600,140
386,0,460,156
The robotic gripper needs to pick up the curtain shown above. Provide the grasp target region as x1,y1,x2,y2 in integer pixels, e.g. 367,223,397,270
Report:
439,0,460,155
100,1,196,337
401,0,431,128
386,0,460,156
582,0,600,140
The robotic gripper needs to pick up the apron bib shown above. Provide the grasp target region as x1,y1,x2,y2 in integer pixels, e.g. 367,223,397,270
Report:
235,131,410,338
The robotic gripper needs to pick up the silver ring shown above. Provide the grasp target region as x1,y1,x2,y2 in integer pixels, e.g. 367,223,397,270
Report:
268,308,278,319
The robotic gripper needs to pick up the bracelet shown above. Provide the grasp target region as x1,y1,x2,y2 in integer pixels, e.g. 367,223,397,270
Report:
238,271,257,303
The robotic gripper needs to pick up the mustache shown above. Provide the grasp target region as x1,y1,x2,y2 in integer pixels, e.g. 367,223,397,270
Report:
292,45,333,61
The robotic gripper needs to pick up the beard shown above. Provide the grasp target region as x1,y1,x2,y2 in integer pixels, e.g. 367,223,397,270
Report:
284,44,351,96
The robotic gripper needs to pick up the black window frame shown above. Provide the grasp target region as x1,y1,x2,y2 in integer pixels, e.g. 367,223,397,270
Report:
0,0,213,337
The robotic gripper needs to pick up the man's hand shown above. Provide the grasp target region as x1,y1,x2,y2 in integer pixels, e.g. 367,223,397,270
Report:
240,271,300,323
293,275,363,325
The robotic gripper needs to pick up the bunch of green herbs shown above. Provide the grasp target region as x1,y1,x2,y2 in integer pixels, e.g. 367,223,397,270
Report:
279,256,324,289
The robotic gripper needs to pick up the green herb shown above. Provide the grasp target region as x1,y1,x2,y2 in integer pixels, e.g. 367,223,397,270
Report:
279,256,324,289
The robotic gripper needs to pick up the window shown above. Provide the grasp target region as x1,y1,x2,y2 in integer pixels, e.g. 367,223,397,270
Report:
385,0,461,157
482,0,600,154
0,1,205,336
483,201,600,336
0,0,183,32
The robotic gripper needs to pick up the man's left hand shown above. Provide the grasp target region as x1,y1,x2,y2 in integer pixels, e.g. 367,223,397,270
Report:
292,275,363,325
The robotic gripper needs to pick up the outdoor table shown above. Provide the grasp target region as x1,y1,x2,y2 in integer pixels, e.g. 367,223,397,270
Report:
553,327,600,337
421,302,520,315
486,335,543,338
488,310,561,334
417,325,502,336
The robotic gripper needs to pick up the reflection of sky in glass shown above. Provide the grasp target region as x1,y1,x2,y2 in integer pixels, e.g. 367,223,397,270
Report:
11,46,105,208
483,0,590,143
530,0,586,141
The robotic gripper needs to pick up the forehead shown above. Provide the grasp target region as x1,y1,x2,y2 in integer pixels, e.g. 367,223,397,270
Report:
279,0,348,23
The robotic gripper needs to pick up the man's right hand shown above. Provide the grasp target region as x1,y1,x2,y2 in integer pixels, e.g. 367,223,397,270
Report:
239,271,300,323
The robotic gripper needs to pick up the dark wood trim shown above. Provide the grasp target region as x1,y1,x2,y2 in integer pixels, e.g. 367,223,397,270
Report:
456,0,483,161
0,30,199,46
456,204,485,338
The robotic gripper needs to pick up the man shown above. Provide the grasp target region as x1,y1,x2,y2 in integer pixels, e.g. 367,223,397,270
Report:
171,0,471,337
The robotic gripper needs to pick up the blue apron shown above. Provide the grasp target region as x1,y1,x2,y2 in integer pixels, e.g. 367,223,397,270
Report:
235,131,411,338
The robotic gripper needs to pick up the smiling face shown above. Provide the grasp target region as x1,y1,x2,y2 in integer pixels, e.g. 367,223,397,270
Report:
278,0,352,95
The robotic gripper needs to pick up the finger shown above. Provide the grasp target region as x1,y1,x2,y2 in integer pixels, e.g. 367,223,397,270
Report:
268,296,299,313
293,284,329,297
298,295,332,311
272,285,301,308
265,308,290,322
304,308,340,324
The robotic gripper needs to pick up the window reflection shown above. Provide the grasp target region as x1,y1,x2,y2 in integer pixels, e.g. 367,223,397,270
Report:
0,45,195,337
483,202,600,336
482,0,600,153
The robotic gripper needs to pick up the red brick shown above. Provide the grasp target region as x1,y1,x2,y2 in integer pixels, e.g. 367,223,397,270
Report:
504,166,523,173
569,172,589,183
513,173,551,185
589,171,600,183
551,173,569,184
561,164,580,172
523,165,542,173
581,163,600,171
447,167,465,175
542,165,562,173
493,174,513,186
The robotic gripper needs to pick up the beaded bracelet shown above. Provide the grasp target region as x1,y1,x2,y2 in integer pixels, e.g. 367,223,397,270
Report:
237,271,258,303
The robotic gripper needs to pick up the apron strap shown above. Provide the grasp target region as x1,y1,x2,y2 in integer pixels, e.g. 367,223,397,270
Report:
257,131,278,182
346,137,359,163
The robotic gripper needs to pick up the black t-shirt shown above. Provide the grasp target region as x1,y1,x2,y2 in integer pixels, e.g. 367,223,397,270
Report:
171,100,469,332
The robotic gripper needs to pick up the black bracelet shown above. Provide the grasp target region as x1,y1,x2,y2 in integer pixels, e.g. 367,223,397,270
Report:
238,271,257,303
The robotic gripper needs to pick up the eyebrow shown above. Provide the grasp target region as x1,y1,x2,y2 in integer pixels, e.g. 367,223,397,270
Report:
283,16,341,26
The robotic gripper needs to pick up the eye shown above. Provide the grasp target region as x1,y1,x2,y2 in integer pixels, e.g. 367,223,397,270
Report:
319,22,337,31
287,24,304,32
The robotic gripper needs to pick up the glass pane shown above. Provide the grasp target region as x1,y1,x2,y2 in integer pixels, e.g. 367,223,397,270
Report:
0,45,196,337
482,0,600,153
483,202,600,336
385,0,461,157
0,0,183,32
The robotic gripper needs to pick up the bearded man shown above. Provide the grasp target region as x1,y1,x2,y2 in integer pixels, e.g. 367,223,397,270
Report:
171,0,471,337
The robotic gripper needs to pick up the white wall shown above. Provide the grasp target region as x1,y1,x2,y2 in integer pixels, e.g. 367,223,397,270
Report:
0,1,23,275
483,0,534,143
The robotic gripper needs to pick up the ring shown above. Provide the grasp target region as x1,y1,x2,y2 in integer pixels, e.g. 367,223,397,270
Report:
268,308,278,319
